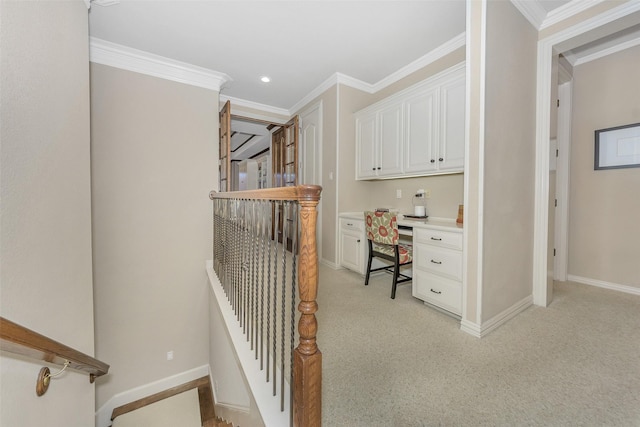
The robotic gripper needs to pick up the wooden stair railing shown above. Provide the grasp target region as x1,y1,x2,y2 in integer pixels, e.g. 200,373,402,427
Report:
0,316,109,395
209,185,322,427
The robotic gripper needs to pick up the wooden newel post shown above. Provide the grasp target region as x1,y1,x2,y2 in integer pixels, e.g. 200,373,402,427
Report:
294,185,322,427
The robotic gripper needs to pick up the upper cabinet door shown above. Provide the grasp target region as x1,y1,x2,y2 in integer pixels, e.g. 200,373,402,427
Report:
404,87,438,174
356,111,377,179
377,101,404,177
354,62,466,180
438,72,465,172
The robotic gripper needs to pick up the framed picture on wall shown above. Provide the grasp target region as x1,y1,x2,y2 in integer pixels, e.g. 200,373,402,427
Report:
595,122,640,170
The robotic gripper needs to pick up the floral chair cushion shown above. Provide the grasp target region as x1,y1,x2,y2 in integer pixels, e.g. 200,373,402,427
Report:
372,242,413,264
365,211,399,245
365,211,412,264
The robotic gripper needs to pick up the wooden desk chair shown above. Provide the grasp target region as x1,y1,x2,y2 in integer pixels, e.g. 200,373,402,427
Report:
364,211,413,299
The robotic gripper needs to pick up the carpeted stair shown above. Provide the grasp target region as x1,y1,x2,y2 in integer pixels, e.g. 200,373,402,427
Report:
110,376,234,427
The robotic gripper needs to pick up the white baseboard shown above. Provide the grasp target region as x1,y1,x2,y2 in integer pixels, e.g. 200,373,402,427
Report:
460,319,482,338
480,295,532,337
460,295,533,338
320,258,341,270
95,364,210,427
567,275,640,296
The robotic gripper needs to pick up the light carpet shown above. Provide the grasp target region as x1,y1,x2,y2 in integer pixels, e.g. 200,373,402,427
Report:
111,388,201,427
317,265,640,426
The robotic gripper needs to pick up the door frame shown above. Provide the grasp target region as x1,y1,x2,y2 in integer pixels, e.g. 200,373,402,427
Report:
554,78,572,282
299,100,323,262
532,2,640,306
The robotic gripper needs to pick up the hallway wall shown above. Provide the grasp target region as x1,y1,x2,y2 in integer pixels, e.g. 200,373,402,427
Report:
0,1,96,425
569,45,640,289
91,63,218,408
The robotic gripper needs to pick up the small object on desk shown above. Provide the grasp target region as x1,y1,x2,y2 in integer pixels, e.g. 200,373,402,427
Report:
403,214,428,220
457,204,464,224
413,192,427,216
375,208,389,213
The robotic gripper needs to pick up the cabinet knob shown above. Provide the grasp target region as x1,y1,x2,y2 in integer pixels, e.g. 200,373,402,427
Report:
430,288,442,295
439,158,444,162
372,167,376,171
430,259,442,265
430,159,435,163
357,239,361,243
377,167,381,170
430,237,442,241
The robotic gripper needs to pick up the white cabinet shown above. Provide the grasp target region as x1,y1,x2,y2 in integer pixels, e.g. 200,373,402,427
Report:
356,62,465,180
438,72,466,172
339,218,366,275
356,111,377,179
404,87,438,174
412,227,463,316
355,101,403,179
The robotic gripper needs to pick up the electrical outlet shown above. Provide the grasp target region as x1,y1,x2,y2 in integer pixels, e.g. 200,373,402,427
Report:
396,189,402,199
424,189,431,199
167,351,174,361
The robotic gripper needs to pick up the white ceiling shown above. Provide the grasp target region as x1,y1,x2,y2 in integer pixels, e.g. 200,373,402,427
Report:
89,0,640,120
88,0,466,112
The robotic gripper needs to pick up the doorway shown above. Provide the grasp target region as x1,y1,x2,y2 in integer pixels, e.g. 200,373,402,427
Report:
533,3,640,306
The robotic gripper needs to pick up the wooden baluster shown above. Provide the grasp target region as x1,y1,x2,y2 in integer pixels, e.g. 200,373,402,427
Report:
293,185,322,427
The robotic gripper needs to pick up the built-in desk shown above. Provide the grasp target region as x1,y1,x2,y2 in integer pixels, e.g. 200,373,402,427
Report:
338,212,463,316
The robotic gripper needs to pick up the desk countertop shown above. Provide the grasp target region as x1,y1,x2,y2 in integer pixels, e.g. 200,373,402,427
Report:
339,211,463,233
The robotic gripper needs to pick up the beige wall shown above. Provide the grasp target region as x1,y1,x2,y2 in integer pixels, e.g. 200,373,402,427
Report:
482,0,537,320
319,87,339,264
90,64,218,407
0,1,96,425
569,45,640,288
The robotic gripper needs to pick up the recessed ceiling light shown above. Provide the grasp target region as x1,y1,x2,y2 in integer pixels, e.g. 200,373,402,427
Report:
260,76,271,83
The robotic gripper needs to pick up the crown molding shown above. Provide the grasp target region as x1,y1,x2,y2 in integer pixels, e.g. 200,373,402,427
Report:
510,0,547,29
371,32,466,91
289,71,377,114
219,95,290,119
289,32,466,114
512,0,607,31
89,37,231,92
541,0,605,30
573,35,640,66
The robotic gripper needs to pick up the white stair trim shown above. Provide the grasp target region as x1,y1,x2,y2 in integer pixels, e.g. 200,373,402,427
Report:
207,261,290,427
95,365,210,427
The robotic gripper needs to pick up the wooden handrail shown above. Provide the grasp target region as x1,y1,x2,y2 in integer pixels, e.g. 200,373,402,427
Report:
209,184,322,203
210,185,322,427
0,317,109,385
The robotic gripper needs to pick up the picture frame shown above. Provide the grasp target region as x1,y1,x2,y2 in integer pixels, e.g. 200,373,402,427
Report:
594,122,640,170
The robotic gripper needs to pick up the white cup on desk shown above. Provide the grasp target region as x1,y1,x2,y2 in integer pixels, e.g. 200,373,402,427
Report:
414,205,426,217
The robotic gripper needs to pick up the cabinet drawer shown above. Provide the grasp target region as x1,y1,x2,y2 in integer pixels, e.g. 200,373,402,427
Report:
340,218,364,232
414,243,462,281
413,270,461,315
414,228,462,250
